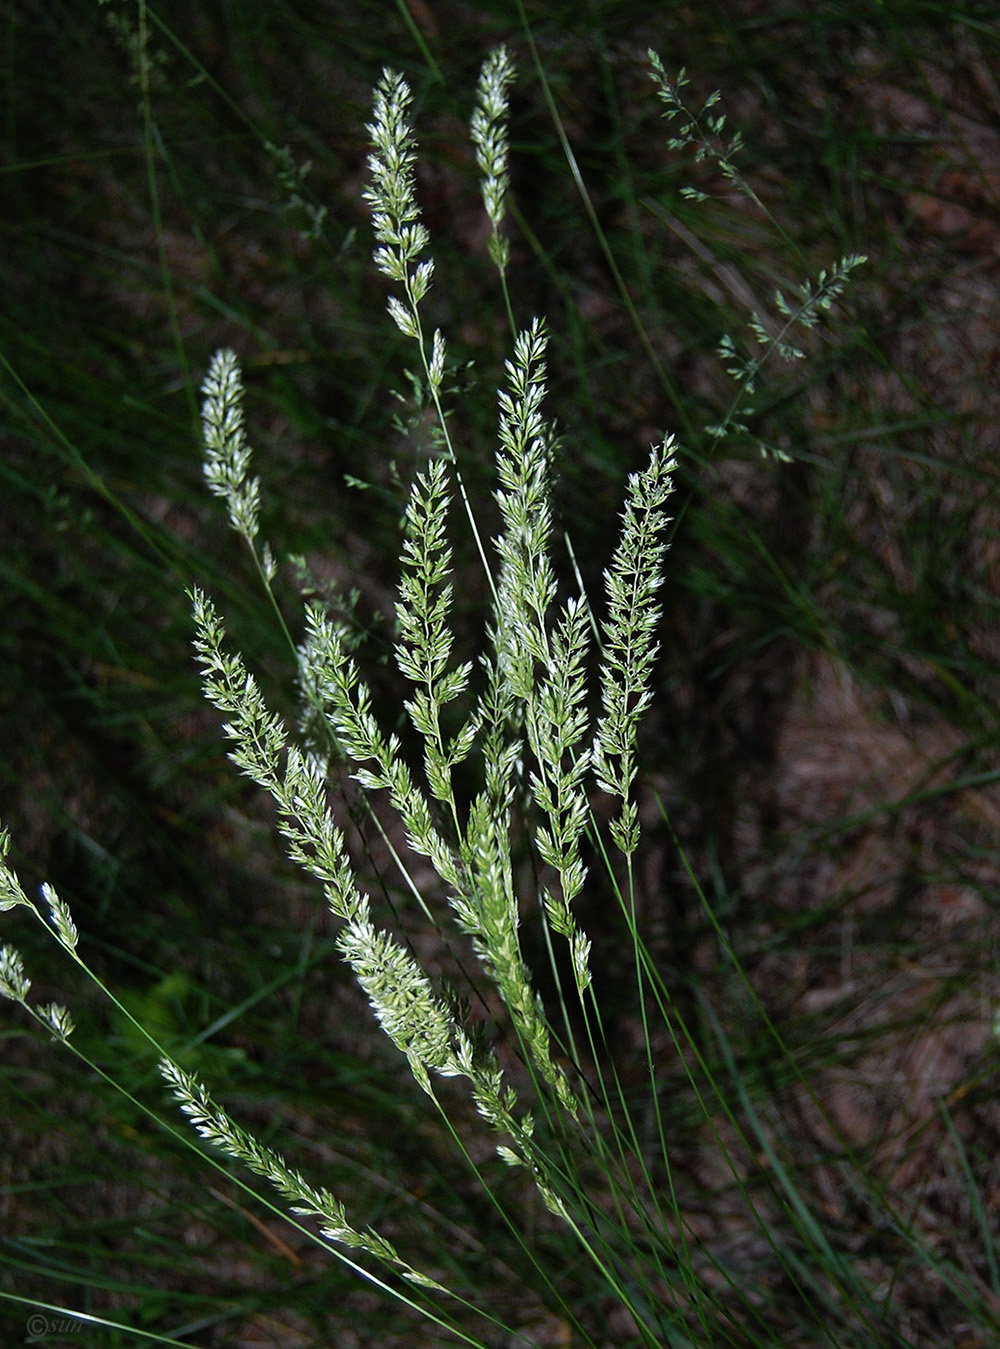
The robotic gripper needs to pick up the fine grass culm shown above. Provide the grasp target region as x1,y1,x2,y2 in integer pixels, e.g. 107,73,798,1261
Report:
2,32,999,1349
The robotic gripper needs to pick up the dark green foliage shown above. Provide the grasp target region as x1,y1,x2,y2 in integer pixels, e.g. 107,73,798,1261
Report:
2,2,1000,1345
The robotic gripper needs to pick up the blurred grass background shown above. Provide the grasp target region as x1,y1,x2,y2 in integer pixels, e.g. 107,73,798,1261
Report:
2,0,1000,1344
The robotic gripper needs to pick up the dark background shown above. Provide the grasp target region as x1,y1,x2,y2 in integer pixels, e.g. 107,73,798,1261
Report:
2,2,1000,1345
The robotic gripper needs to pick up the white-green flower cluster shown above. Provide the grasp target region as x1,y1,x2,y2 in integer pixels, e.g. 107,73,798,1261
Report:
594,442,678,857
178,60,681,1241
471,44,516,274
0,831,77,1043
201,348,259,540
190,587,557,1139
364,68,434,342
490,319,595,987
200,349,278,580
159,1056,445,1290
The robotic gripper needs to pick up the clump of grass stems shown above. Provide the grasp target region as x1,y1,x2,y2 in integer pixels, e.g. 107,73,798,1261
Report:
3,42,995,1349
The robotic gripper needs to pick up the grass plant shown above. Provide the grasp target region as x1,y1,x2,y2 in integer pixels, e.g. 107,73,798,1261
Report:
2,4,1000,1347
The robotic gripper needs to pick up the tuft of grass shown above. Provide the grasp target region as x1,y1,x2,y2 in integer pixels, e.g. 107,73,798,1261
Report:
2,4,1000,1346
